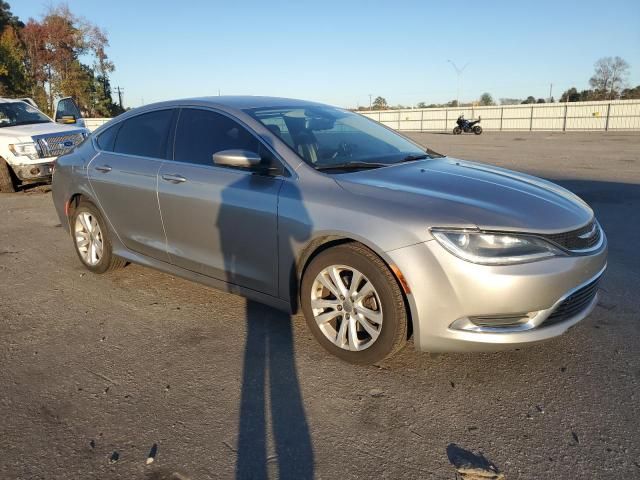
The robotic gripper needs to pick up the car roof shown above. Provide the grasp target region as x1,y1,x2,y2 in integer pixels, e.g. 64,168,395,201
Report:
136,96,329,113
184,96,327,109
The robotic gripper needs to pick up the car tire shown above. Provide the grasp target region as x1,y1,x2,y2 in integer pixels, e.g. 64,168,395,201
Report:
71,200,126,274
301,243,408,365
0,158,17,193
452,126,462,135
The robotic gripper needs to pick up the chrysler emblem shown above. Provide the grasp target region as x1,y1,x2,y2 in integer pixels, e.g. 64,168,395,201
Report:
578,224,597,239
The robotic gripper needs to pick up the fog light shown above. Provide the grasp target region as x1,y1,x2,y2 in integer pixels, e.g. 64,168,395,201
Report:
450,312,541,332
30,167,41,175
469,315,530,327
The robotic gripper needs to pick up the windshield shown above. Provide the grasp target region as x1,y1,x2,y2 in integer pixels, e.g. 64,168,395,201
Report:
246,105,432,172
0,101,51,128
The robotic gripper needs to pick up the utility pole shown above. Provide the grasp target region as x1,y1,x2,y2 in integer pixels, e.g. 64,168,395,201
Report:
114,86,124,109
549,83,553,102
447,60,469,106
368,94,372,110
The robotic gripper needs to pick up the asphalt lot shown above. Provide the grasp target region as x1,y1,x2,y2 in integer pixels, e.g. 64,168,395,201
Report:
1,132,639,479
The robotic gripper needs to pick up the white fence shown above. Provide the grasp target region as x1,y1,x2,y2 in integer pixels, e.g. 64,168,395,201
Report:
84,118,110,131
360,99,640,132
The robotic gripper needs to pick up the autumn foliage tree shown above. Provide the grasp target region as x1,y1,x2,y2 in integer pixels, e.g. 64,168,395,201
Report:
0,2,121,116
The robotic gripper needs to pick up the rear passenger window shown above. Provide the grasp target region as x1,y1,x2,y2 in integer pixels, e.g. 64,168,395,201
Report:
114,110,173,159
174,108,280,172
96,123,120,151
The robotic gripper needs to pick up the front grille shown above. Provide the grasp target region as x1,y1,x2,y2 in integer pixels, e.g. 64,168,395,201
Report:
544,276,601,326
36,132,84,158
539,220,601,251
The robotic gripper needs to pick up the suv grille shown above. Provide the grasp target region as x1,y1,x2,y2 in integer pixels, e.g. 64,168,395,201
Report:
36,132,85,158
544,276,601,327
539,220,601,251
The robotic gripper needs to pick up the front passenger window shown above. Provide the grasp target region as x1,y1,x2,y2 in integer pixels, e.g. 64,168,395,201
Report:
174,108,280,173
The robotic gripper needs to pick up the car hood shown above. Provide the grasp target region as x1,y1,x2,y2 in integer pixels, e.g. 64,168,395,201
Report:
0,122,86,142
335,157,593,233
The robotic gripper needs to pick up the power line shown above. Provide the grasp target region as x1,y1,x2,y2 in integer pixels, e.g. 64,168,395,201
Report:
447,60,470,106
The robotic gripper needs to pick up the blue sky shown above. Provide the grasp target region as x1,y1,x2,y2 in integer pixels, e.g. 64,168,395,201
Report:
13,0,640,109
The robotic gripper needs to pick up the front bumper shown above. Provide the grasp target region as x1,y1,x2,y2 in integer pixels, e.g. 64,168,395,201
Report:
387,233,608,352
12,160,55,182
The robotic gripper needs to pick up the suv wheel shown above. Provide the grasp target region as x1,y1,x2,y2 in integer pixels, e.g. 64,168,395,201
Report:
0,158,17,193
71,200,126,273
301,243,408,365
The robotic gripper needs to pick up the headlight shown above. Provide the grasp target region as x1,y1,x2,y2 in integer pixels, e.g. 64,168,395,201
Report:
431,229,563,265
8,142,41,160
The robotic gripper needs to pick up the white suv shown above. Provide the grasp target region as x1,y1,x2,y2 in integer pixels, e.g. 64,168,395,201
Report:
0,97,90,192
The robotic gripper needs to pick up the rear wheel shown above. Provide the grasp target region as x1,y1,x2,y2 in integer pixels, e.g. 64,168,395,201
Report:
301,243,408,365
71,200,126,273
473,125,483,135
0,159,17,193
452,126,462,135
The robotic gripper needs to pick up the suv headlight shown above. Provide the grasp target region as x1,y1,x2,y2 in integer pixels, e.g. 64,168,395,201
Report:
431,229,563,265
8,142,41,160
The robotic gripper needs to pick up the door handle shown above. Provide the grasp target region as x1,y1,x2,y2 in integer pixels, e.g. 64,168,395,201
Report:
162,173,187,184
95,165,112,173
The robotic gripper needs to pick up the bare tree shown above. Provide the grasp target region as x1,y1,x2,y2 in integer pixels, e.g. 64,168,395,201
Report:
589,56,630,100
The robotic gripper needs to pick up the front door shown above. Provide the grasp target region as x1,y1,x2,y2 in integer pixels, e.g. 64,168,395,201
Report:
157,108,284,296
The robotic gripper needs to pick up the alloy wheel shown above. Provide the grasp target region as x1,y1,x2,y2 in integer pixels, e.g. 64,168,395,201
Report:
310,265,383,351
74,211,104,266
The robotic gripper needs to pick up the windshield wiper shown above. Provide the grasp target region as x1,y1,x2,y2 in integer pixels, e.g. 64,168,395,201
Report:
315,162,389,171
400,153,430,162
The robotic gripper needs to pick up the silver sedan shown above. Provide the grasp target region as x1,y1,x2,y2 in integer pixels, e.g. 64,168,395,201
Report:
52,97,607,364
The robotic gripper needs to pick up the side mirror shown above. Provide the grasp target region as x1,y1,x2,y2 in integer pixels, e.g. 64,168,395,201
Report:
212,149,262,169
57,114,77,124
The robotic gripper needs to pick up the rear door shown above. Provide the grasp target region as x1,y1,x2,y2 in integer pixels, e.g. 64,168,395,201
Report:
157,107,283,295
88,109,176,261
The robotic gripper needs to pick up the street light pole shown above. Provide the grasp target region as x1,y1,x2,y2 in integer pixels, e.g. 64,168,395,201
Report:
447,60,469,106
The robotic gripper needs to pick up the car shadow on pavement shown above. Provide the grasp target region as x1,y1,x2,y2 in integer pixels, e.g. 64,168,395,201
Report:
235,302,314,479
217,163,314,479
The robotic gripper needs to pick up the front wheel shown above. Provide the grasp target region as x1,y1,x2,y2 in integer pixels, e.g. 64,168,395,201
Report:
452,126,462,135
0,159,17,193
473,125,483,135
71,200,126,273
301,243,408,365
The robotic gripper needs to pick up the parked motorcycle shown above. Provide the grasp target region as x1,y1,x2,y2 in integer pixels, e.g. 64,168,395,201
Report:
453,115,482,135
